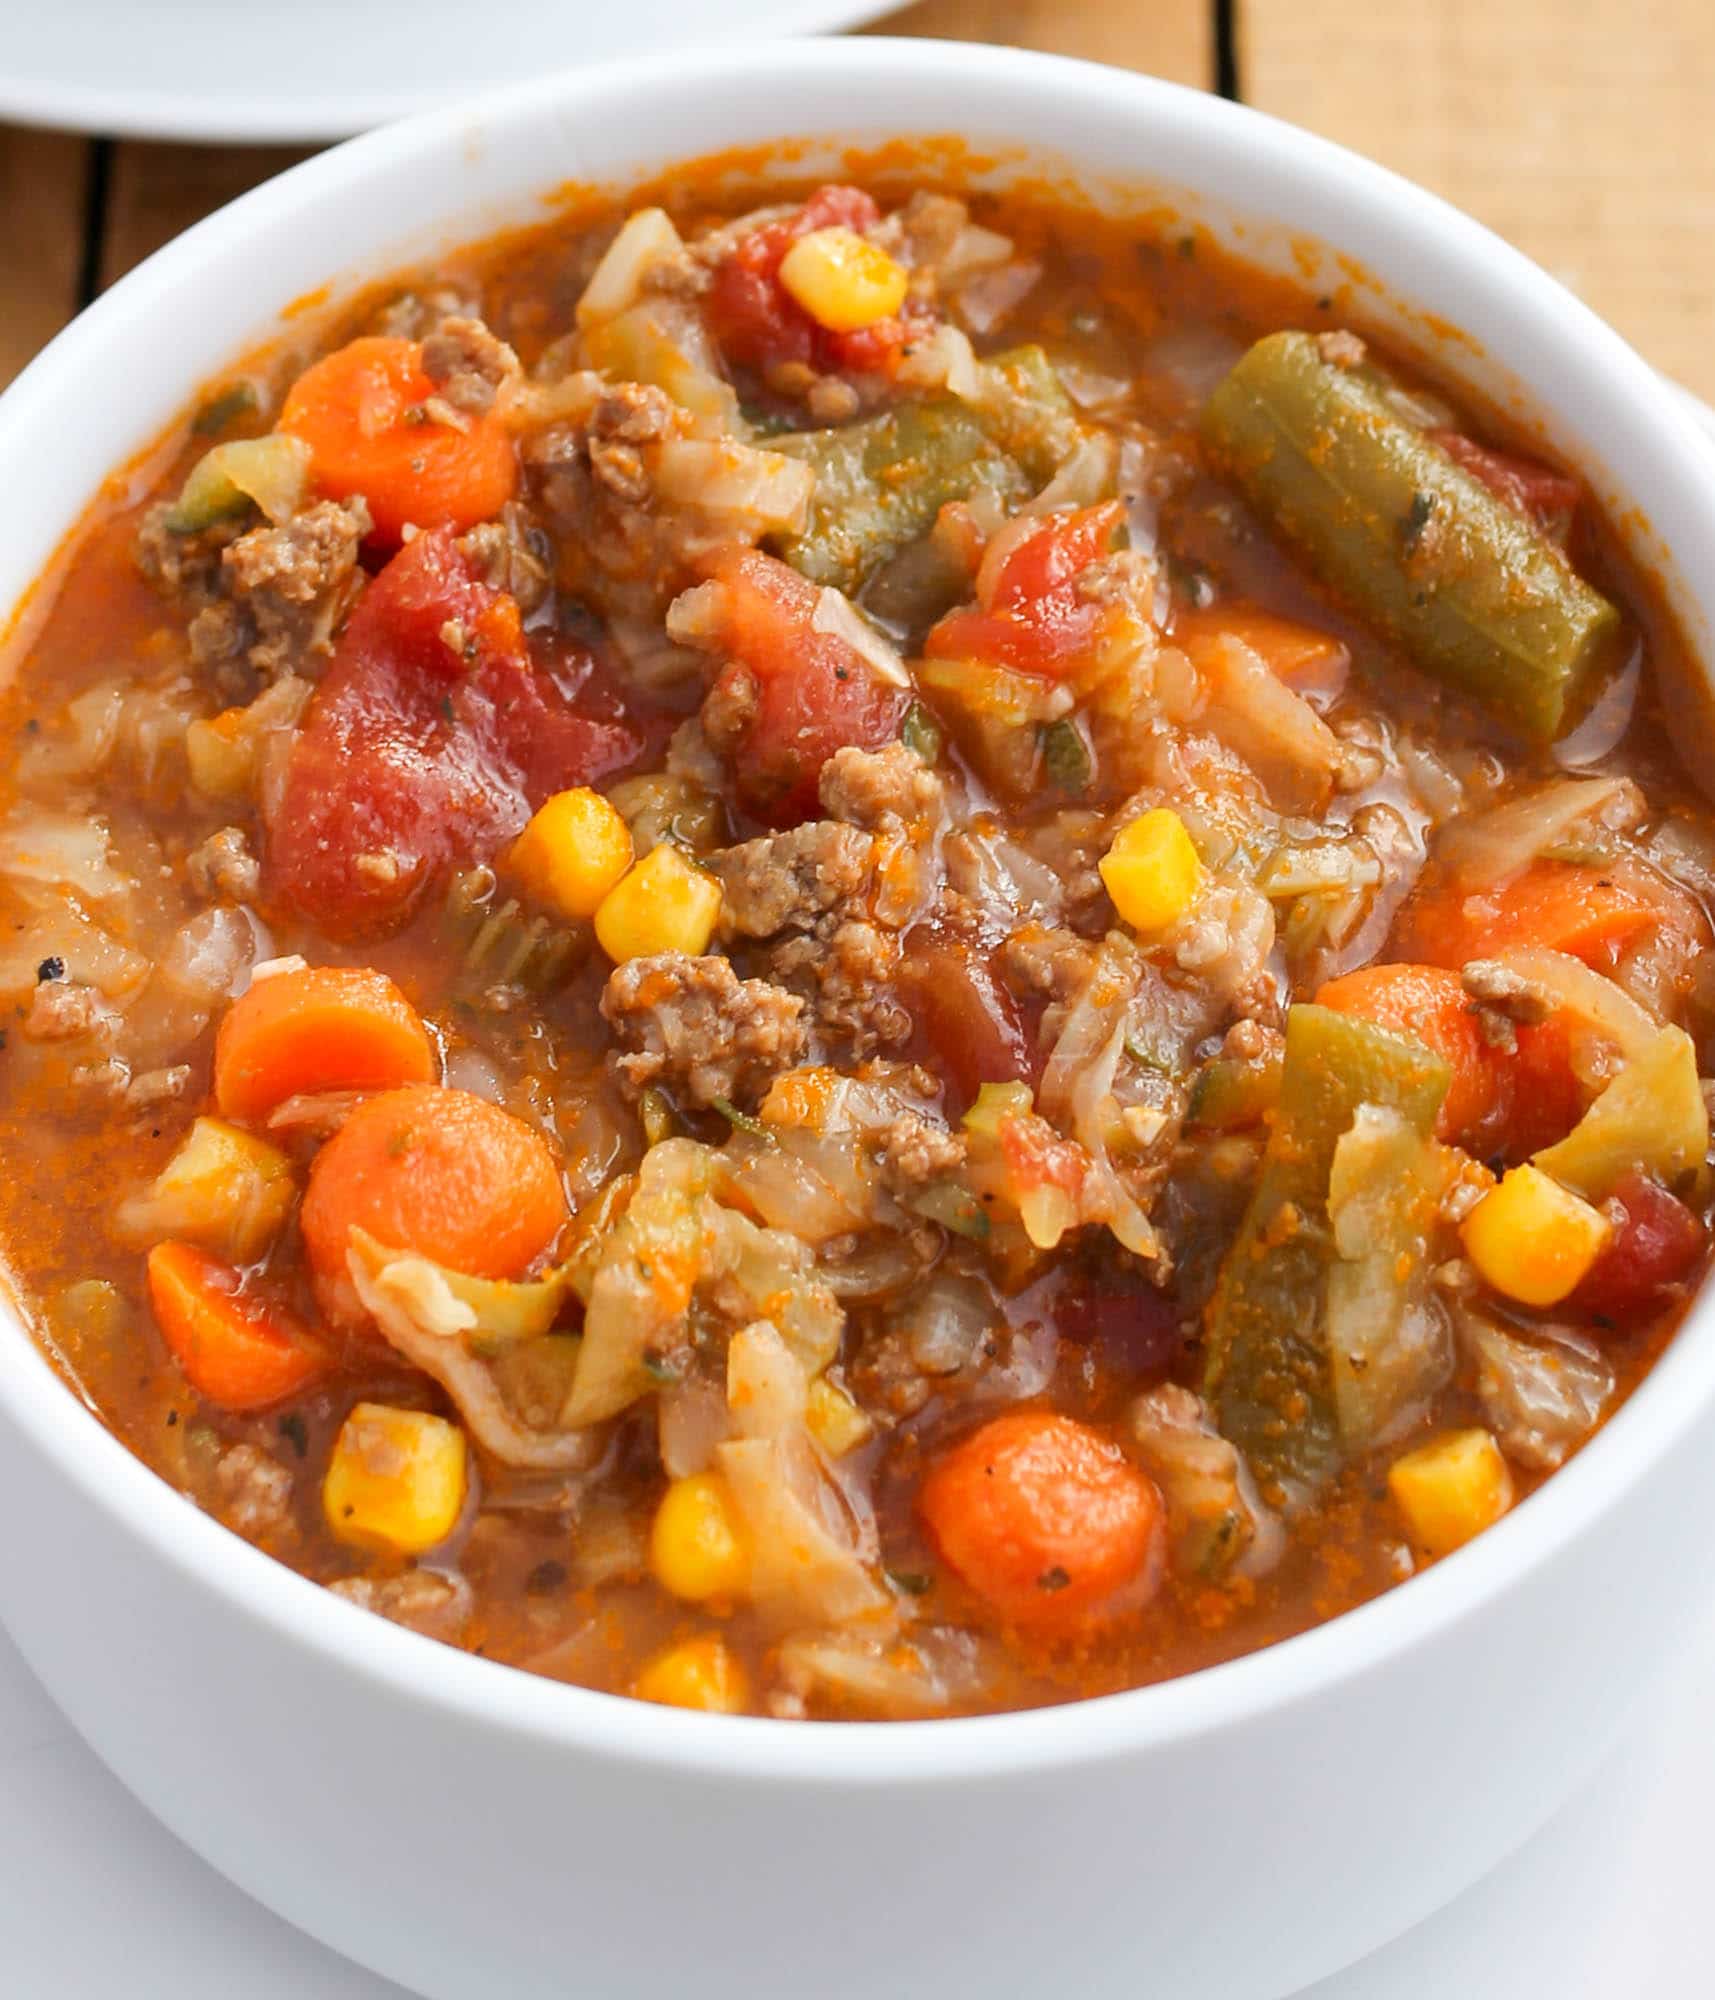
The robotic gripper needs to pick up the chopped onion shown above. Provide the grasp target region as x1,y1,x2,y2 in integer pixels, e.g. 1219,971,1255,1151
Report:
347,1231,598,1472
953,259,1042,335
650,438,815,533
575,207,686,328
898,1270,998,1375
1199,635,1341,814
1459,1307,1612,1470
939,222,1015,278
894,322,981,401
810,586,911,687
0,810,129,901
1022,433,1120,516
1437,775,1638,888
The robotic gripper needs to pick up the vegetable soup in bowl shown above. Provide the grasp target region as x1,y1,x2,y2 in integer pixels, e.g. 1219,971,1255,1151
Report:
3,40,1715,2000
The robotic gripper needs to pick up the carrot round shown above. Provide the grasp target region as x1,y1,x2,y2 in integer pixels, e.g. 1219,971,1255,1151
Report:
147,1241,325,1411
919,1409,1163,1636
301,1086,567,1310
214,965,436,1124
278,336,518,544
1391,859,1661,971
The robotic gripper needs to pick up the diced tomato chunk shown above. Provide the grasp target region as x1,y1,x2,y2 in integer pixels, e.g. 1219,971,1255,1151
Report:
924,502,1127,677
1571,1171,1705,1322
265,529,647,936
705,184,921,380
696,547,906,824
1431,430,1582,542
899,935,1037,1110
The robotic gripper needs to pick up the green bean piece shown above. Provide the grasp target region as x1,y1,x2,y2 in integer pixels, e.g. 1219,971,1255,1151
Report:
971,343,1086,484
1202,1004,1449,1497
1199,332,1620,739
771,397,1027,591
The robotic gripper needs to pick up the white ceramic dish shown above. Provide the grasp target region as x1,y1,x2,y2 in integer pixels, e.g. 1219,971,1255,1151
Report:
2,40,1715,2000
0,0,895,142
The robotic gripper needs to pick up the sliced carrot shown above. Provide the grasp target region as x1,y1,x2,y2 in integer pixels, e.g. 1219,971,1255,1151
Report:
1174,603,1351,700
1391,859,1661,971
301,1085,567,1313
147,1241,325,1411
918,1408,1163,1637
1316,960,1584,1157
214,965,436,1125
278,336,518,544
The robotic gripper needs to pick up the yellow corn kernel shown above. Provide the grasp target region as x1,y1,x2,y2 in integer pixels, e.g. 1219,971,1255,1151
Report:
503,786,634,922
962,1079,1034,1140
650,1471,750,1602
594,843,723,963
1461,1163,1610,1308
1388,1429,1514,1558
1100,808,1204,935
632,1634,749,1714
806,1376,874,1457
116,1116,295,1262
778,225,908,333
324,1404,467,1557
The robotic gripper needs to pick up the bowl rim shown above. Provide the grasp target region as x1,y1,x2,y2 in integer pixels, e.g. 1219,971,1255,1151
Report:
5,34,1715,1786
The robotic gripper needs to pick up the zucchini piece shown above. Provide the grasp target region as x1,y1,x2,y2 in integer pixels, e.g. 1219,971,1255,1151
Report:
1200,332,1620,739
1203,1004,1450,1496
164,434,312,533
772,397,1027,591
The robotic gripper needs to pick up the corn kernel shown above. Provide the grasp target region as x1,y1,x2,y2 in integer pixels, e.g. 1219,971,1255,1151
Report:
594,843,723,963
962,1079,1034,1140
1100,808,1204,935
503,786,634,922
650,1471,750,1602
806,1376,873,1457
778,225,909,333
1388,1429,1514,1557
324,1404,467,1556
116,1116,295,1262
1461,1163,1610,1308
632,1634,749,1714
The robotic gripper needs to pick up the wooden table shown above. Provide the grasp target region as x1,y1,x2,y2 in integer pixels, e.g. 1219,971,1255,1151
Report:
4,0,1713,397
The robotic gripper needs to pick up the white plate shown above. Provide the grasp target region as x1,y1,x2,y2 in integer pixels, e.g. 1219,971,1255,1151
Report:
0,0,896,143
0,1594,1710,1999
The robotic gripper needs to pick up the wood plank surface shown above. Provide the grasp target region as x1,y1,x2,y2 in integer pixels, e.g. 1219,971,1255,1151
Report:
0,128,89,389
100,141,311,289
870,0,1213,84
1240,0,1715,401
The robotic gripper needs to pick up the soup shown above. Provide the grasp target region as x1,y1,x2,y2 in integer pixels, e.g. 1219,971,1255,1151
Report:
2,162,1709,1719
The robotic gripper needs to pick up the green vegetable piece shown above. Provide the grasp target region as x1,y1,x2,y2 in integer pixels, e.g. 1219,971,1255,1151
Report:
164,433,313,534
1040,716,1093,795
772,397,1027,591
1187,1050,1284,1130
1203,1004,1450,1496
901,700,944,765
907,1179,992,1241
191,380,261,437
1199,332,1620,739
971,344,1086,484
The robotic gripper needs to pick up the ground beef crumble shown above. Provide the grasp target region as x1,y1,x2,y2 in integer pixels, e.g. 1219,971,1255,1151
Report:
707,821,875,939
600,952,808,1108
